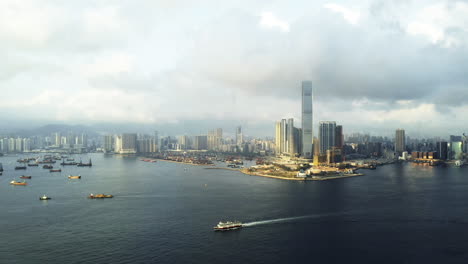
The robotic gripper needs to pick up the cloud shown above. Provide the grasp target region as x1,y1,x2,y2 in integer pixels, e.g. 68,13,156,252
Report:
259,12,290,32
323,3,361,25
0,0,468,137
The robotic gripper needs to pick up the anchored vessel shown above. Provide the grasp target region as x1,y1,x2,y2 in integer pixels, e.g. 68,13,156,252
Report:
20,175,32,179
68,175,81,179
39,195,51,200
213,221,243,231
10,181,27,186
88,194,113,199
50,169,62,172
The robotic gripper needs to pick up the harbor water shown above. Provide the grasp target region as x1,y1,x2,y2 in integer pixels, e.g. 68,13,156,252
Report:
1,154,468,263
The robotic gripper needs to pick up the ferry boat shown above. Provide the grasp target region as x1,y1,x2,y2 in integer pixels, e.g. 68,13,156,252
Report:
39,195,51,200
213,221,243,231
88,194,113,199
10,180,27,186
50,169,62,172
20,175,32,179
68,175,81,179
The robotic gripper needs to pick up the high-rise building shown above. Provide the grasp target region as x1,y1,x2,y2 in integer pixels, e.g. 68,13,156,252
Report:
395,129,406,154
103,135,114,153
335,125,344,149
275,122,282,154
319,121,336,154
436,141,448,160
281,119,288,153
287,118,295,154
301,81,313,158
236,126,243,146
194,135,208,150
55,132,61,147
116,133,137,154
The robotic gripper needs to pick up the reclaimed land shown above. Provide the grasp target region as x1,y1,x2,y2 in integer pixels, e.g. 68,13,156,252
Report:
205,167,364,181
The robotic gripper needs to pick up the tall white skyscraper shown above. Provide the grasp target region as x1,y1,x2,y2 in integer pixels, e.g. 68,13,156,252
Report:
302,81,313,158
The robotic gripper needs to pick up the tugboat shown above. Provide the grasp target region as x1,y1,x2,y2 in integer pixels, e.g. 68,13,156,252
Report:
88,193,113,199
50,169,62,172
10,180,27,186
20,175,32,179
213,221,243,231
68,175,81,179
39,195,51,200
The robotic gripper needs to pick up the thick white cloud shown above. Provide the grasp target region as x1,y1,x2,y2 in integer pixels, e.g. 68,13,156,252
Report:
323,3,361,25
259,12,290,32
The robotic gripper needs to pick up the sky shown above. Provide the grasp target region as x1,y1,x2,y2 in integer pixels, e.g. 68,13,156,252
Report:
1,0,468,137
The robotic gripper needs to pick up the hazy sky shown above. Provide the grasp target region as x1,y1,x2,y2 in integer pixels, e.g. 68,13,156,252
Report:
1,0,468,137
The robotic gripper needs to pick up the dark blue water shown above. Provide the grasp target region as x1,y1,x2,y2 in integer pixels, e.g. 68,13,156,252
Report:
1,154,468,264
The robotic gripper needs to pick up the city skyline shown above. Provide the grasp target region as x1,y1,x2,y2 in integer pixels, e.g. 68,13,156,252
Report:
1,1,468,137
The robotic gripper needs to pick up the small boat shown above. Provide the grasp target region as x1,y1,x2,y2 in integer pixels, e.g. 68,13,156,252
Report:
88,194,113,199
28,163,39,167
50,169,61,172
20,175,32,179
43,165,53,169
68,175,81,179
39,195,51,200
15,166,27,170
10,180,27,186
213,221,243,231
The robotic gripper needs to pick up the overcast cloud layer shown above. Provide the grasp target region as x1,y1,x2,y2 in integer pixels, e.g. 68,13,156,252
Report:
1,0,468,137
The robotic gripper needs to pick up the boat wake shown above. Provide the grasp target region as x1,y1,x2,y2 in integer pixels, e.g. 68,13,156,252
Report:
243,212,343,227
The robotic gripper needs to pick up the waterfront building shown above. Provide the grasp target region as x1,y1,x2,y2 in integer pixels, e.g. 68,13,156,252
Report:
319,121,336,154
335,125,344,149
301,81,313,159
450,141,463,160
395,129,406,155
103,135,114,153
23,138,31,152
115,133,137,154
436,141,448,160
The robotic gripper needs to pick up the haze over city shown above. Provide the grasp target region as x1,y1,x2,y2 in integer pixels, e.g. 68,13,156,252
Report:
2,0,468,137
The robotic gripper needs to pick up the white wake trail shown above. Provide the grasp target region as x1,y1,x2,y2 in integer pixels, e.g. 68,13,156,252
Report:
243,212,342,227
